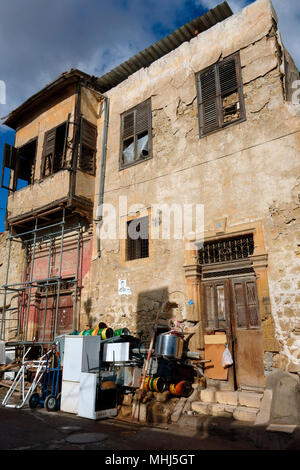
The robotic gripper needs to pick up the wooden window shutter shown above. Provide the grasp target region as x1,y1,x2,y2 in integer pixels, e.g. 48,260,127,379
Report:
197,65,220,136
81,118,97,149
3,143,17,170
79,118,97,174
43,128,56,158
136,101,150,135
41,128,56,177
218,58,238,96
197,53,245,137
120,99,152,169
122,112,134,140
1,143,18,191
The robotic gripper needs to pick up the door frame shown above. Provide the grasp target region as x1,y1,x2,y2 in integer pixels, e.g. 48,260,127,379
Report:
201,262,264,391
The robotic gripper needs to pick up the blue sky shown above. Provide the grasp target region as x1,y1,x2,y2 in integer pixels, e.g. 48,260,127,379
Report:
0,0,299,231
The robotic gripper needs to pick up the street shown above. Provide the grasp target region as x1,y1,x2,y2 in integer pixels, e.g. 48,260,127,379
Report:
0,404,258,452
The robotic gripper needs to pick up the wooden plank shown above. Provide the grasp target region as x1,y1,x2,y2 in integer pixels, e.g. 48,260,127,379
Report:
204,342,228,380
204,334,227,345
235,329,265,390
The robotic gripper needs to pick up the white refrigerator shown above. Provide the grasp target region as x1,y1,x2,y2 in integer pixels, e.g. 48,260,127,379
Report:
60,335,101,414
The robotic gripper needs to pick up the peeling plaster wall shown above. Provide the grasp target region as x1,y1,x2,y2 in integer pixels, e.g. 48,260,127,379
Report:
84,0,300,371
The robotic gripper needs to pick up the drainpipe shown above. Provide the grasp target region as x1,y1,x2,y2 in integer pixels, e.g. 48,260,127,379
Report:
96,95,109,258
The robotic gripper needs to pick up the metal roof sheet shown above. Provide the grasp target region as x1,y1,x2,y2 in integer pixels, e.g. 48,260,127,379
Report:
96,1,233,92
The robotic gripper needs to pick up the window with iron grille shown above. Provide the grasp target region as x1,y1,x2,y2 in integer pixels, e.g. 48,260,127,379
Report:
120,99,152,170
196,53,246,137
198,234,254,265
126,216,149,260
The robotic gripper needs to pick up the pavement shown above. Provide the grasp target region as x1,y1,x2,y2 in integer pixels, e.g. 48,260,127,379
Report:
177,413,300,451
0,387,300,452
0,402,299,452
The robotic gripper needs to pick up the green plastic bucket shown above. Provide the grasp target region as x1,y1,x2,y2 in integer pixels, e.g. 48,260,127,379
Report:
114,328,130,337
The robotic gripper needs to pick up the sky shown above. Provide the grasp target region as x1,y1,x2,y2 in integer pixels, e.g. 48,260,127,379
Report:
0,0,299,230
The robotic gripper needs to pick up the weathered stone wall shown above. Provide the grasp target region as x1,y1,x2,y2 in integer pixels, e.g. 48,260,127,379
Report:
84,0,300,372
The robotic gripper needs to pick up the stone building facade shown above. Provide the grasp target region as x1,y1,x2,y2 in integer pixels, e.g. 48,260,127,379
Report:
0,0,299,391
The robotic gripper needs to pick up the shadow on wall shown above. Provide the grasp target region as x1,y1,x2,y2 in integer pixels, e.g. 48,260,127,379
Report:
136,287,178,347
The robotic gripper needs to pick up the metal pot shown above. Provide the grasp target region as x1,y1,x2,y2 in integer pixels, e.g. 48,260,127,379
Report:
155,332,184,359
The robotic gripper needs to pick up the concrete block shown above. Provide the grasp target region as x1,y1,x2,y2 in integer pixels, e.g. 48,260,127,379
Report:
233,407,258,422
266,424,297,434
216,391,238,406
191,401,211,415
238,392,263,409
267,369,300,424
211,403,233,418
200,388,216,403
133,403,147,422
171,397,187,423
121,394,133,406
255,389,273,426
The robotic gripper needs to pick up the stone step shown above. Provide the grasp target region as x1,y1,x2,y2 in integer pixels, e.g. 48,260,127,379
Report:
199,388,263,409
191,401,259,422
233,406,259,422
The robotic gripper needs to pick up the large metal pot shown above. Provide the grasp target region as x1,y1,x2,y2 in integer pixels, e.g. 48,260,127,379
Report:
155,332,184,359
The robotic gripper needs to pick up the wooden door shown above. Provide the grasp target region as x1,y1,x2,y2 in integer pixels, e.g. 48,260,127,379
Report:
230,277,265,391
201,280,235,385
37,293,73,342
202,276,265,391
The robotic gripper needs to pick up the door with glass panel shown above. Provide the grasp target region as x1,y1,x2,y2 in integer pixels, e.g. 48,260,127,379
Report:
201,276,264,391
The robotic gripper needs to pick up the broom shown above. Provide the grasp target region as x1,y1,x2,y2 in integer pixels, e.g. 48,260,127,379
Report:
132,301,167,420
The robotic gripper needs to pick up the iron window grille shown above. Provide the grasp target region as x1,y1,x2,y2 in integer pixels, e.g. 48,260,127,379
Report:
196,52,246,137
120,98,152,170
198,234,254,265
126,216,149,260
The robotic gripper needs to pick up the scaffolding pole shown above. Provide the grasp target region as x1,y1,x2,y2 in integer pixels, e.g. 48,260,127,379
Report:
0,209,82,347
0,230,12,341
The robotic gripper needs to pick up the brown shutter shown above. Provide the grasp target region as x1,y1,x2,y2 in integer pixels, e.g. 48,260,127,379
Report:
3,143,17,169
41,128,56,177
78,118,97,174
136,101,150,135
81,118,97,149
122,112,134,139
218,57,238,96
42,128,56,157
198,65,219,135
1,143,18,191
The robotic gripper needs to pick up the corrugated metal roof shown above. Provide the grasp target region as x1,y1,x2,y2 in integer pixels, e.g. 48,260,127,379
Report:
96,1,233,92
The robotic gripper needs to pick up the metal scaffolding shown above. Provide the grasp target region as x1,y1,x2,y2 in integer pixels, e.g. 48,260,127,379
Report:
0,208,82,347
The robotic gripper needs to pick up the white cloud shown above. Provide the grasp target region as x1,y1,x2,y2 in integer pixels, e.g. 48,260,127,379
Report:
0,0,299,122
195,0,247,13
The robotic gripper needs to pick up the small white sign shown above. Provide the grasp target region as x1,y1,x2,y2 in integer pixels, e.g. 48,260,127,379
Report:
118,279,131,296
